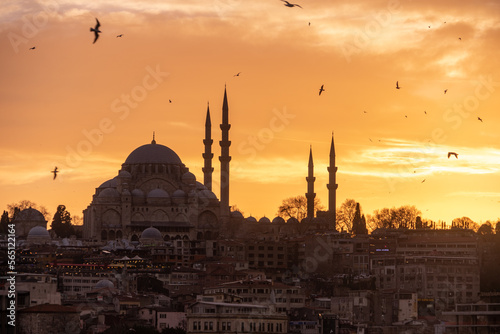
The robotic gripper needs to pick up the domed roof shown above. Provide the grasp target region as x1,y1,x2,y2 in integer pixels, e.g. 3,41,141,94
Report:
172,189,186,198
132,189,144,197
231,210,244,219
148,188,169,198
199,189,217,199
182,172,196,184
259,217,271,223
95,279,114,289
119,170,131,178
272,216,286,224
124,141,182,165
98,177,118,189
15,208,46,222
246,216,257,222
141,227,162,240
27,226,50,238
98,188,120,198
287,217,299,224
195,181,207,190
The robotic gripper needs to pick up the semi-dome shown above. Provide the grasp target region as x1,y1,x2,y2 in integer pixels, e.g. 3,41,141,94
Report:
15,208,46,222
124,141,182,165
199,189,217,199
195,181,207,190
148,188,169,198
182,172,196,184
98,177,118,189
95,279,114,289
27,226,50,238
98,188,120,198
119,170,132,178
141,227,162,240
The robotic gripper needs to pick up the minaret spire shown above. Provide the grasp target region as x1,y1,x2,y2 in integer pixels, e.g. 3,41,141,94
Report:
203,103,214,191
219,87,231,219
306,145,316,220
152,131,156,144
327,132,338,230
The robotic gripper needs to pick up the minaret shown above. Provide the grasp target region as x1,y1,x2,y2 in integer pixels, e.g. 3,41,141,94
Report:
305,146,316,219
202,103,214,191
327,133,338,230
219,87,231,219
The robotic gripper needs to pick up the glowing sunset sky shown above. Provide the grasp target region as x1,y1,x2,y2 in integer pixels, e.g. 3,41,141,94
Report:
1,0,499,225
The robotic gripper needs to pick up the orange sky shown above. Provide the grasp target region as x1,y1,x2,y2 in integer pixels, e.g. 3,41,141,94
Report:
1,0,499,226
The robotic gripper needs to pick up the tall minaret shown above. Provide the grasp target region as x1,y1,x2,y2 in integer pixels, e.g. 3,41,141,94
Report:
305,146,316,219
327,133,338,229
219,87,231,219
202,103,214,191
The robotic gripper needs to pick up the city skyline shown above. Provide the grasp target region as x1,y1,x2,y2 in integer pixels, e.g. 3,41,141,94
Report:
1,0,499,225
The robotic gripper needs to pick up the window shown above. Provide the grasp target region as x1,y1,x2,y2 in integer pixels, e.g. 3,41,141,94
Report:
227,322,231,331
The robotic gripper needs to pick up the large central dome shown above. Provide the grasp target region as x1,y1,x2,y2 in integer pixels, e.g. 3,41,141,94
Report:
124,140,182,165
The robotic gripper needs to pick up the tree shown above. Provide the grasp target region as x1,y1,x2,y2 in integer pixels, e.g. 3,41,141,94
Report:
51,205,75,238
477,222,493,235
7,200,49,220
451,217,477,230
336,199,357,233
277,195,324,222
368,205,421,230
0,210,9,234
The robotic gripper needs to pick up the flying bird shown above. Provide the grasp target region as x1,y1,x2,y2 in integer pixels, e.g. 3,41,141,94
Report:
458,37,462,41
478,117,483,122
116,34,123,38
444,89,448,94
29,46,36,50
319,84,325,96
51,167,59,180
234,72,241,77
90,18,101,44
396,81,400,89
281,0,302,8
424,111,427,114
169,99,172,103
448,152,458,159
421,179,426,183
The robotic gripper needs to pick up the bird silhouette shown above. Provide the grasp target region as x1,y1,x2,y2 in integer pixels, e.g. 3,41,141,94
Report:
424,111,427,114
448,152,458,159
29,46,36,50
281,0,302,8
478,117,483,122
458,37,462,41
169,99,172,103
116,34,123,38
396,81,400,89
51,167,59,180
234,72,241,77
444,89,448,94
319,85,325,96
90,18,101,44
421,179,426,183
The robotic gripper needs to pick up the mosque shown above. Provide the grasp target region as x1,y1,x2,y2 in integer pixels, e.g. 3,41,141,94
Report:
82,88,339,250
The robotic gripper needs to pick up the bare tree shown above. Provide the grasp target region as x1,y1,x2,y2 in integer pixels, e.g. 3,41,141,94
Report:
368,205,421,229
451,216,477,231
277,195,323,221
336,199,357,233
7,200,50,220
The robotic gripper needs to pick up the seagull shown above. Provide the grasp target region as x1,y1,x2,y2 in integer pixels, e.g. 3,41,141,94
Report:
116,34,123,38
396,81,400,89
51,166,59,180
458,37,461,41
281,0,302,8
478,117,483,122
424,111,427,114
421,179,426,183
29,46,36,50
448,152,458,159
90,18,101,44
444,89,448,94
363,111,367,113
234,72,241,77
319,84,325,96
